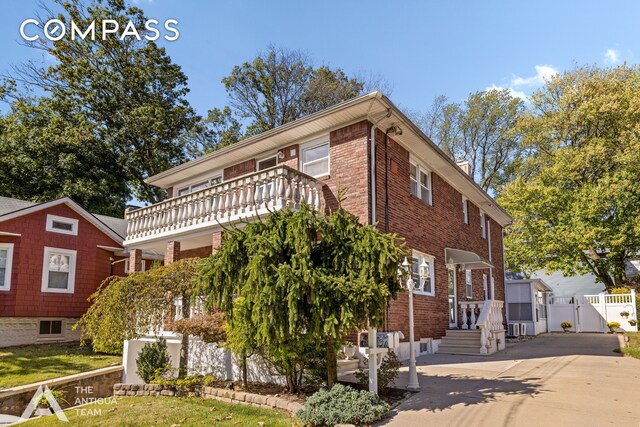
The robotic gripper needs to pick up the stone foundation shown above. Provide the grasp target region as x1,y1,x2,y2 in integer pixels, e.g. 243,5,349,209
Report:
0,317,81,348
113,383,304,414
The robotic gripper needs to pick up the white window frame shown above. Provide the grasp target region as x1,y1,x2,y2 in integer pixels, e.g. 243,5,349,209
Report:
301,140,330,178
480,211,487,239
411,250,436,297
462,196,469,224
465,269,473,298
257,154,278,171
46,215,79,236
0,243,14,291
176,175,223,197
410,158,432,206
41,247,77,294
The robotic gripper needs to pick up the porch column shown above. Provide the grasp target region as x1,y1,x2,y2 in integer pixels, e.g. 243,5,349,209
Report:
129,249,143,273
165,241,181,265
212,231,223,254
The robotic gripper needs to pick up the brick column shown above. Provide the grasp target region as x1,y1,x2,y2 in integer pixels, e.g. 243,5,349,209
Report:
212,232,223,254
129,249,143,273
165,241,181,265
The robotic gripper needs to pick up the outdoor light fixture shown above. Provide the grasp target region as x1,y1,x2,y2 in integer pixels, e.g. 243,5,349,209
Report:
401,256,420,390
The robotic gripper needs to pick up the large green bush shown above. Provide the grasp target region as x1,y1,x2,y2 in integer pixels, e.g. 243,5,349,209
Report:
136,338,172,383
296,384,389,426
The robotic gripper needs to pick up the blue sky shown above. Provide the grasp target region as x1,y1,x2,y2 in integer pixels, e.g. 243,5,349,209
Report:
0,0,638,116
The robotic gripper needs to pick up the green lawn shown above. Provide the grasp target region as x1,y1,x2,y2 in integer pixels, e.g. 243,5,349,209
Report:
22,396,295,426
0,343,121,389
616,332,640,360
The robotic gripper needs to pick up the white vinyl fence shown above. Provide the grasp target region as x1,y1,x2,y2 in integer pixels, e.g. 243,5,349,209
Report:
548,291,638,333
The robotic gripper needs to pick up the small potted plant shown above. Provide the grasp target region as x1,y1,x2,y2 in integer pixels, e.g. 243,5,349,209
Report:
629,319,637,326
560,321,572,332
342,342,356,360
608,321,621,333
620,310,630,318
35,389,66,416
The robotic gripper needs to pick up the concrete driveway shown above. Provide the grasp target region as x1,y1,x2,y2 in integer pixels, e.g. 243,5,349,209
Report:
380,333,640,427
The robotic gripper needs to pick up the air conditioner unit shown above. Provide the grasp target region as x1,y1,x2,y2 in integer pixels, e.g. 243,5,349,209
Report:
419,338,433,354
519,323,527,336
508,323,520,337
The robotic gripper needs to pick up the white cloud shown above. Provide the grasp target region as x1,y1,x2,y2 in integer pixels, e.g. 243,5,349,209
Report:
486,65,558,103
604,48,620,65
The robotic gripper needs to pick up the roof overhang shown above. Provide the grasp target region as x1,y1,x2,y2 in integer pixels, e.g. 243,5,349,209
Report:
445,248,494,270
506,278,552,292
145,91,512,227
0,197,124,245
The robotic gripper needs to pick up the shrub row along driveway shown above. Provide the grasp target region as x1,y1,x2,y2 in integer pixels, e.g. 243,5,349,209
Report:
381,333,640,427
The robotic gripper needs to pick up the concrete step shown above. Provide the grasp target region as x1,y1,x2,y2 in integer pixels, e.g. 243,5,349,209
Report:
440,337,481,345
437,343,482,355
444,329,481,337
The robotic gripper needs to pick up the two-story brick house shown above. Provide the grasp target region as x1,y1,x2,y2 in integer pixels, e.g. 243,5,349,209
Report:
0,196,159,347
123,91,512,356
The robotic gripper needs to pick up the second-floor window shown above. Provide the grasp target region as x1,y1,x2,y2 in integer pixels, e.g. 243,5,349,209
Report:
410,160,432,205
480,212,487,239
177,176,222,197
302,142,329,177
257,156,278,171
46,215,78,236
41,247,76,294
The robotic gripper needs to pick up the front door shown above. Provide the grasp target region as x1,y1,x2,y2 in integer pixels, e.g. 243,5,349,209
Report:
448,269,457,328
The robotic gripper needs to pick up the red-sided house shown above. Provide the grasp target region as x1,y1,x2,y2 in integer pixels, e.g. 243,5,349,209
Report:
123,91,512,359
0,197,137,347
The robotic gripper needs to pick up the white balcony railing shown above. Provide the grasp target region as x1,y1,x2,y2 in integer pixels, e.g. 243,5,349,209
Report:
125,165,324,244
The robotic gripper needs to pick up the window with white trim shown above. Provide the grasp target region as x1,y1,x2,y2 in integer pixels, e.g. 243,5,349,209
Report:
46,215,78,236
465,269,473,298
177,176,222,197
480,211,487,239
411,250,435,296
302,142,329,177
462,197,469,224
41,247,76,293
257,155,278,171
0,243,14,291
39,320,63,335
410,160,432,205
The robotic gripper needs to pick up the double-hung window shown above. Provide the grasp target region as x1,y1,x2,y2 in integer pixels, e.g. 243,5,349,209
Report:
410,160,432,205
465,269,473,298
411,251,435,296
480,211,487,239
41,247,76,294
302,142,329,177
0,243,14,291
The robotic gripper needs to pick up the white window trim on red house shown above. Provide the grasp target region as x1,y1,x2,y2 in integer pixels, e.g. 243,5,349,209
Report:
410,158,432,206
0,242,14,291
462,196,469,224
412,250,436,297
466,269,473,298
300,137,330,178
46,214,79,236
480,211,487,239
41,246,77,294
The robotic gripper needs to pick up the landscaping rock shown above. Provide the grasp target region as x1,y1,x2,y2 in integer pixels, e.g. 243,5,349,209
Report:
160,390,175,397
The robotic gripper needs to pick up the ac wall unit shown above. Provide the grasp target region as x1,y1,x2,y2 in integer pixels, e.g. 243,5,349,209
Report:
419,338,433,354
519,323,527,336
508,323,520,337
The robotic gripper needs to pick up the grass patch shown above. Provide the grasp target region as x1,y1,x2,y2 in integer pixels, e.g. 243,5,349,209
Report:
616,332,640,360
21,396,295,426
0,343,121,389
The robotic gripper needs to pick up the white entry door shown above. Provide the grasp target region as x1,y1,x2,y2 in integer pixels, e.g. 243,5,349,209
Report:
448,269,457,328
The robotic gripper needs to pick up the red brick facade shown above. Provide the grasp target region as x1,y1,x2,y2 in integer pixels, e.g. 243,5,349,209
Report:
0,203,125,318
164,120,506,342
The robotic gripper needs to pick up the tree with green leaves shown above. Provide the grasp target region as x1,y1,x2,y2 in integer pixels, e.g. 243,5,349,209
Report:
76,258,201,371
220,45,365,138
414,89,526,194
499,65,640,289
2,0,200,209
198,202,405,392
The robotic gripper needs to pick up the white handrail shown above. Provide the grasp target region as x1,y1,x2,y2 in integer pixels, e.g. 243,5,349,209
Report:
475,299,504,354
124,165,324,244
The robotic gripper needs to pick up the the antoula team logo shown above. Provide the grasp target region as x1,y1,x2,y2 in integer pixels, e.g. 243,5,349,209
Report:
20,385,68,422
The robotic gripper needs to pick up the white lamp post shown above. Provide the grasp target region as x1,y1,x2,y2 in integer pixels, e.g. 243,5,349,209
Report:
401,256,425,390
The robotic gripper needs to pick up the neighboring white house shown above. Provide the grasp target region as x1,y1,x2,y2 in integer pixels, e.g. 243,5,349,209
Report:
505,279,552,336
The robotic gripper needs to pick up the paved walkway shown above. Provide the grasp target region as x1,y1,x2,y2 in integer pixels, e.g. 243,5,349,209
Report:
380,333,640,427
